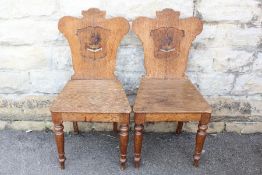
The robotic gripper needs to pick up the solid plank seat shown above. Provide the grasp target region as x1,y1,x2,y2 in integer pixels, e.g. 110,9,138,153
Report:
134,78,211,114
50,80,131,114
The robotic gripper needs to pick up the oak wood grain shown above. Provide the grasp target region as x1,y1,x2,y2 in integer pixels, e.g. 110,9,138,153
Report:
134,79,211,113
50,8,130,170
132,8,203,79
50,80,131,113
58,8,129,80
132,9,211,168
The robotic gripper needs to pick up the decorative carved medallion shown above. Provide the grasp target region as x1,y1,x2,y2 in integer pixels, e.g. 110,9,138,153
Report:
77,26,110,60
150,27,184,59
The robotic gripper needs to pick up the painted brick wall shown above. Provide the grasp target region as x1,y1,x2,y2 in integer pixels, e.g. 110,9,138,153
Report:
0,0,261,133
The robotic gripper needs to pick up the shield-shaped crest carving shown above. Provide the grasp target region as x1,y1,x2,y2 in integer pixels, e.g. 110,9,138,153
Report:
150,27,184,59
77,26,110,60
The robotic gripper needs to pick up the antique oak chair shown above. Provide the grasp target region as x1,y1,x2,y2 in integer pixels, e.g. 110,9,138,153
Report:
132,9,212,167
50,8,131,169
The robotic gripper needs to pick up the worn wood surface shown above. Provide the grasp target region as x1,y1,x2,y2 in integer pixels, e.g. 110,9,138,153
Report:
51,8,130,170
61,113,129,124
50,80,131,113
132,9,211,168
119,124,129,170
133,79,211,113
194,113,211,167
132,8,203,79
58,8,129,79
134,122,144,168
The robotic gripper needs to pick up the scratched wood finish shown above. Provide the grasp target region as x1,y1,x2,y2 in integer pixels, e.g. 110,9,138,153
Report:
132,9,211,168
134,79,211,113
132,8,203,79
59,8,129,79
50,8,130,170
50,80,130,113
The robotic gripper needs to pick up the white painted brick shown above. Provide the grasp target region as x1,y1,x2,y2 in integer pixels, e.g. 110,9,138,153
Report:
0,121,7,130
184,122,225,133
104,0,194,20
120,31,142,46
207,96,252,117
226,122,262,134
8,121,47,131
196,23,261,48
0,71,29,93
197,0,262,23
188,72,235,96
188,48,214,73
0,95,53,121
47,46,72,70
145,122,177,132
30,70,72,93
189,48,255,73
248,95,262,116
59,0,193,19
116,71,144,95
253,52,262,73
0,0,58,19
58,0,104,17
116,46,145,73
0,19,59,45
0,46,48,70
212,49,255,73
232,73,262,95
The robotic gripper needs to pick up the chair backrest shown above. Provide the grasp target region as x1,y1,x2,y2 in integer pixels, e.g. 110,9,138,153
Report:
132,9,203,79
59,8,129,80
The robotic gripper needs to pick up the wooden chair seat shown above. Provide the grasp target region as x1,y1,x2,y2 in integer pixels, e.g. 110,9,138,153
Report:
51,80,131,114
134,78,211,114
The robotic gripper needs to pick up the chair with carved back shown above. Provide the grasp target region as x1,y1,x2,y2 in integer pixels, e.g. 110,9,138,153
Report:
50,8,131,170
132,9,212,167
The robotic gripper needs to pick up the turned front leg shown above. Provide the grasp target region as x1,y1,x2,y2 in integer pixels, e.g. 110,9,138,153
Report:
119,124,129,170
54,122,65,169
134,124,144,168
193,113,211,167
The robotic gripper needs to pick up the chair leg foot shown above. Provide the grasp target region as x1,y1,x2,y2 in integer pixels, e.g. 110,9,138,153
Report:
59,160,65,169
134,124,144,168
120,162,126,170
193,158,200,167
119,124,129,170
54,122,66,169
193,114,210,167
73,122,79,134
176,122,183,134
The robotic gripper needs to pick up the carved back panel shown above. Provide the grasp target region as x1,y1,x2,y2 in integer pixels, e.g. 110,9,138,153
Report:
58,8,129,79
132,9,203,79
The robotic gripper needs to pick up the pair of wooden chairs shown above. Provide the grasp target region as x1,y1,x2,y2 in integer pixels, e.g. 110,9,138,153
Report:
50,8,212,170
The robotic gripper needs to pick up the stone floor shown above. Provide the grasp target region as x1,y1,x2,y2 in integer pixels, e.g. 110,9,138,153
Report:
0,130,261,175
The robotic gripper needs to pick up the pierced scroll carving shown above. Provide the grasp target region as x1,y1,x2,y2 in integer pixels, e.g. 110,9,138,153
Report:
77,26,110,60
150,27,184,59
